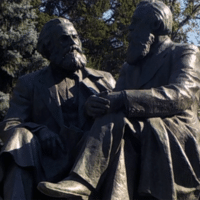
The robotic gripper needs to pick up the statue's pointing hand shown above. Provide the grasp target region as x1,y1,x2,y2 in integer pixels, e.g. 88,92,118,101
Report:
85,91,125,118
85,95,110,118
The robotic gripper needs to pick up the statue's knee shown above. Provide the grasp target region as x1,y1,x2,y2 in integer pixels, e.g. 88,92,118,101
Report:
1,127,34,146
11,127,34,144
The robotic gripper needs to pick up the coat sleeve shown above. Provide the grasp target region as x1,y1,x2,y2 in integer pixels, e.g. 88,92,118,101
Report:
5,74,33,122
0,73,46,143
121,45,200,118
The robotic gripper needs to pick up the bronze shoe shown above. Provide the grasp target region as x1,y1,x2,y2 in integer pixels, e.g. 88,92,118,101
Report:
37,179,92,199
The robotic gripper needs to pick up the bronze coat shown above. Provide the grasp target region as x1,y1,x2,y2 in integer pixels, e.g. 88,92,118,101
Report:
0,66,115,182
115,37,200,199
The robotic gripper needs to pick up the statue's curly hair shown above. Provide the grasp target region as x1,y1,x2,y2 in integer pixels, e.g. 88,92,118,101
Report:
37,18,73,59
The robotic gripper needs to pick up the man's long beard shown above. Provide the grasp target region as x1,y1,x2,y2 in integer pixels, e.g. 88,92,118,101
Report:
50,47,87,72
127,32,155,65
61,50,87,71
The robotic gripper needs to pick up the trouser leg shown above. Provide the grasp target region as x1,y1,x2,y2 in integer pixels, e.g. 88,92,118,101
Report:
3,162,34,200
72,112,139,189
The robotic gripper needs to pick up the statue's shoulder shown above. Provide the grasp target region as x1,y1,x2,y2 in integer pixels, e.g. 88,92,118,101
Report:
84,67,116,88
17,66,49,87
171,42,200,58
121,62,130,70
84,67,113,78
118,62,134,75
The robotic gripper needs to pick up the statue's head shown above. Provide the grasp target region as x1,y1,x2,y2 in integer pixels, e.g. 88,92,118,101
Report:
37,18,87,72
127,0,172,65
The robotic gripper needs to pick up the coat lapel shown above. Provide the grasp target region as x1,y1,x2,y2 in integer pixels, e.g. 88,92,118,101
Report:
35,67,64,128
35,67,112,129
78,68,110,128
138,38,172,88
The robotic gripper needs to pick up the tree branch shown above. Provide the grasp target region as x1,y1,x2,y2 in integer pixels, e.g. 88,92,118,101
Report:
172,3,200,39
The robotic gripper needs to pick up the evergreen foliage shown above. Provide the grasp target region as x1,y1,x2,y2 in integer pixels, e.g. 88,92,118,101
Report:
0,0,49,119
31,0,57,32
0,92,9,121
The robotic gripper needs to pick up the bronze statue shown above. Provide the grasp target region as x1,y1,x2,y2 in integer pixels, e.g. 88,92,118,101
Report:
0,18,115,199
38,1,200,200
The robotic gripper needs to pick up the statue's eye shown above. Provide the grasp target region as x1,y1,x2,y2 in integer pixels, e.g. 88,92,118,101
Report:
59,35,70,43
72,35,78,39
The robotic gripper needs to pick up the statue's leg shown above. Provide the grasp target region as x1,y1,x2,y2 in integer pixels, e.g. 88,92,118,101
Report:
72,112,139,188
3,160,34,200
37,112,141,199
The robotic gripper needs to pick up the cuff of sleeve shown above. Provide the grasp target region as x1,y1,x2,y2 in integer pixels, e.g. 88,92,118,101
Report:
122,90,147,118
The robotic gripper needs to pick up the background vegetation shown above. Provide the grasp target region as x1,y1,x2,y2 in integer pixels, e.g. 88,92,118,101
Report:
0,0,200,121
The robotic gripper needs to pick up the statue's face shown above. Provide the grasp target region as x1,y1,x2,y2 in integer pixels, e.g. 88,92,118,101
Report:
127,6,155,65
49,19,87,71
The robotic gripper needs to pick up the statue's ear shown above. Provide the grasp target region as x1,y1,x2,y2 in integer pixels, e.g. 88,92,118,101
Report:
152,20,161,33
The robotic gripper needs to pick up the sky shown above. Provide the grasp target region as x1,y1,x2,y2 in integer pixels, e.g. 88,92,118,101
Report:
188,32,199,46
179,0,199,46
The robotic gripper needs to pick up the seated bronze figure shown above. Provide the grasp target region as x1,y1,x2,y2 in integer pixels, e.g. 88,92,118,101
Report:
38,1,200,200
0,18,115,199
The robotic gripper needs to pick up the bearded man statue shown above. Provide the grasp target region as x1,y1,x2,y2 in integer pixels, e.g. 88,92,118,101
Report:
38,1,200,200
0,18,115,200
